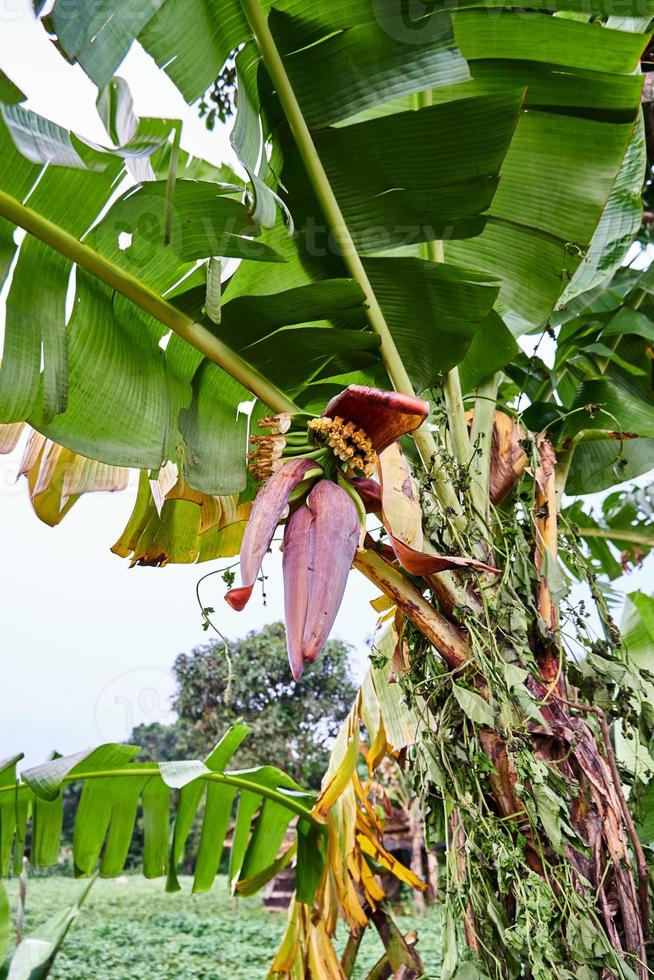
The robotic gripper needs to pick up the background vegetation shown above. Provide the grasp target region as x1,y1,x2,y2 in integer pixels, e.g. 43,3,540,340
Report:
131,622,358,790
4,876,441,979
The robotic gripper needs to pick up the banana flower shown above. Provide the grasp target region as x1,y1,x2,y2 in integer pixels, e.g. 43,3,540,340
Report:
226,386,496,679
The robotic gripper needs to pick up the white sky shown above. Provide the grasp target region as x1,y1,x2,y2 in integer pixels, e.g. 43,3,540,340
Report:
0,3,651,769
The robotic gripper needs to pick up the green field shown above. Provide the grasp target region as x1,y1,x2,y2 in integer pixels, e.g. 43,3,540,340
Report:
6,875,442,978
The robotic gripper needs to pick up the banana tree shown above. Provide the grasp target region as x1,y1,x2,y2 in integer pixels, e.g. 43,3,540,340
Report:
1,1,654,976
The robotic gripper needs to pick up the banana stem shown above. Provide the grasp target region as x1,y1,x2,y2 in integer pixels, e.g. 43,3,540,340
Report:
416,92,472,474
443,363,473,471
470,373,500,522
353,549,469,670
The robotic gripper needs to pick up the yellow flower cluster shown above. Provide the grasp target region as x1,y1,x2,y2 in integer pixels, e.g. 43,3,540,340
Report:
247,434,286,482
247,415,296,481
308,416,376,477
257,413,292,435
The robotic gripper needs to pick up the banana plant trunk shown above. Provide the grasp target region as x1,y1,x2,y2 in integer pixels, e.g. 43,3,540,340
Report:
355,436,649,979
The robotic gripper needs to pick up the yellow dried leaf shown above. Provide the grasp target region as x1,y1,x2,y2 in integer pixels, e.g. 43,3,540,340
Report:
114,468,249,566
17,429,128,527
352,771,383,834
359,673,381,752
365,717,387,775
315,716,359,818
325,808,368,930
341,874,368,929
356,828,426,891
198,519,248,561
359,853,386,905
268,901,303,975
376,606,396,628
378,442,423,551
0,421,24,453
308,920,347,980
370,592,395,613
63,454,128,501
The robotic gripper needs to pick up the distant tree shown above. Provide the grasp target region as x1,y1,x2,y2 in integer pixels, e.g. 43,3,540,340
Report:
129,720,196,761
131,622,357,790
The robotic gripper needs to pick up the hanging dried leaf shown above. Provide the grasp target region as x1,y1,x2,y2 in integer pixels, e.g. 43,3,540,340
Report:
0,421,24,453
378,443,499,575
17,429,128,527
489,411,529,504
465,410,528,504
378,442,423,552
112,470,249,566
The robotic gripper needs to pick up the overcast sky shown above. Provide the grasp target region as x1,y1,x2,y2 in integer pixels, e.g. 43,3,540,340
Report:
0,2,651,770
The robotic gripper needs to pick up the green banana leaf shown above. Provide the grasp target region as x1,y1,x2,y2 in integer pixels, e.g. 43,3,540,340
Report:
562,480,654,580
621,592,654,849
0,726,324,904
0,2,650,502
524,260,654,493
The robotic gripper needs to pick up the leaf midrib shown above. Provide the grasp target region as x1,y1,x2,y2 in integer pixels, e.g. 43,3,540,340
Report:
0,768,322,828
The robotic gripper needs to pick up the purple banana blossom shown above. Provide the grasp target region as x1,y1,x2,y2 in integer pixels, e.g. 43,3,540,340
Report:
348,476,382,512
282,481,359,680
225,384,497,680
225,457,318,612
